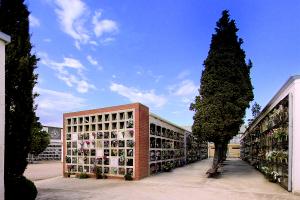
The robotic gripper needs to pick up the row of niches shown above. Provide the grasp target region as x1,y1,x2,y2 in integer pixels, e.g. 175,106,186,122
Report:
66,156,134,167
260,102,288,133
150,137,184,149
150,150,185,161
66,120,134,132
66,139,135,150
66,164,134,175
256,135,288,150
150,160,185,174
150,123,183,140
67,111,134,125
66,148,134,157
66,131,134,141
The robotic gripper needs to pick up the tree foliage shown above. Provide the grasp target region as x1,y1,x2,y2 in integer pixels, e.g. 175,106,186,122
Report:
190,10,253,170
248,102,261,125
251,102,261,119
29,119,50,156
0,0,42,198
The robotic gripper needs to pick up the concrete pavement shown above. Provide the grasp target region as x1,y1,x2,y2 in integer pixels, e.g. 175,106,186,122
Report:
33,159,300,200
24,161,62,181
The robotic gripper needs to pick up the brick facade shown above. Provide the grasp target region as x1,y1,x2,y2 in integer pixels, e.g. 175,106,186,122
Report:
63,102,207,180
134,104,149,180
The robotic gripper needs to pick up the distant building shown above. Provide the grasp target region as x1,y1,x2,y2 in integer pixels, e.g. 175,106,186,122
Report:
28,126,62,162
208,125,246,158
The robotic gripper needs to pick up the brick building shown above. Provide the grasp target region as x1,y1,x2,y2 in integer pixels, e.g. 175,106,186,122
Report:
63,103,207,180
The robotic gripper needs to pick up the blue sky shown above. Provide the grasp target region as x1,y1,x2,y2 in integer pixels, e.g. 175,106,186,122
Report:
26,0,300,127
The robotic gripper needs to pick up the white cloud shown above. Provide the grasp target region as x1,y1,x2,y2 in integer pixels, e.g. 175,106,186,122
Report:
112,75,117,79
53,0,90,48
89,41,99,46
35,87,86,111
38,52,95,93
53,57,84,69
86,55,98,65
75,41,81,50
34,87,86,127
110,83,167,108
43,38,52,42
100,37,116,45
177,70,190,79
147,70,163,83
29,14,40,27
92,11,118,37
168,79,198,105
170,80,198,96
51,1,118,48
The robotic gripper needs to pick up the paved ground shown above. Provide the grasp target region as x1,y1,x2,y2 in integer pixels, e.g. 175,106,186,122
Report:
33,159,300,200
24,161,62,181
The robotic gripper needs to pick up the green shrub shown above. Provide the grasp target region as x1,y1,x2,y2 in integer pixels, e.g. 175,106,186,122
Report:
102,174,108,179
124,174,133,181
96,174,103,179
5,176,37,200
162,162,174,172
95,167,102,179
79,172,89,179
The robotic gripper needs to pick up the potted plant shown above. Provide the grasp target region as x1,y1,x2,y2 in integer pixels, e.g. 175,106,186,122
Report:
66,156,71,163
124,173,133,181
95,166,103,179
269,171,280,183
102,174,108,179
79,172,89,179
66,165,72,177
162,162,174,172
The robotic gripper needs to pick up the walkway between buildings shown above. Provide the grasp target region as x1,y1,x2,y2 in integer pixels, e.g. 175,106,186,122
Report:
25,161,62,181
35,159,300,200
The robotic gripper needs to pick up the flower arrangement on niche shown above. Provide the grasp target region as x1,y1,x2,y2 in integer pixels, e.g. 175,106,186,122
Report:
127,140,134,147
127,119,134,128
129,130,134,137
97,132,103,139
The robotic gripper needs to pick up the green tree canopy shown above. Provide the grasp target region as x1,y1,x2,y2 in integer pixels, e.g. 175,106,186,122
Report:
190,10,253,171
29,119,50,156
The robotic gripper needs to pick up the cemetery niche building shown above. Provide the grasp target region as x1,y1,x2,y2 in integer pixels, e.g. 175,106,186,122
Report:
241,75,300,194
63,103,207,180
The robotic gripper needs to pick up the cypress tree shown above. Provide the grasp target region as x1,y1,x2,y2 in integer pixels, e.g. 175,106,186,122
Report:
0,0,39,198
190,10,253,175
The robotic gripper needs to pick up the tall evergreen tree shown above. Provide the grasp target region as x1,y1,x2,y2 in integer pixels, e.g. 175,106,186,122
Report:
190,10,253,174
247,102,261,125
251,102,261,119
0,0,39,198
